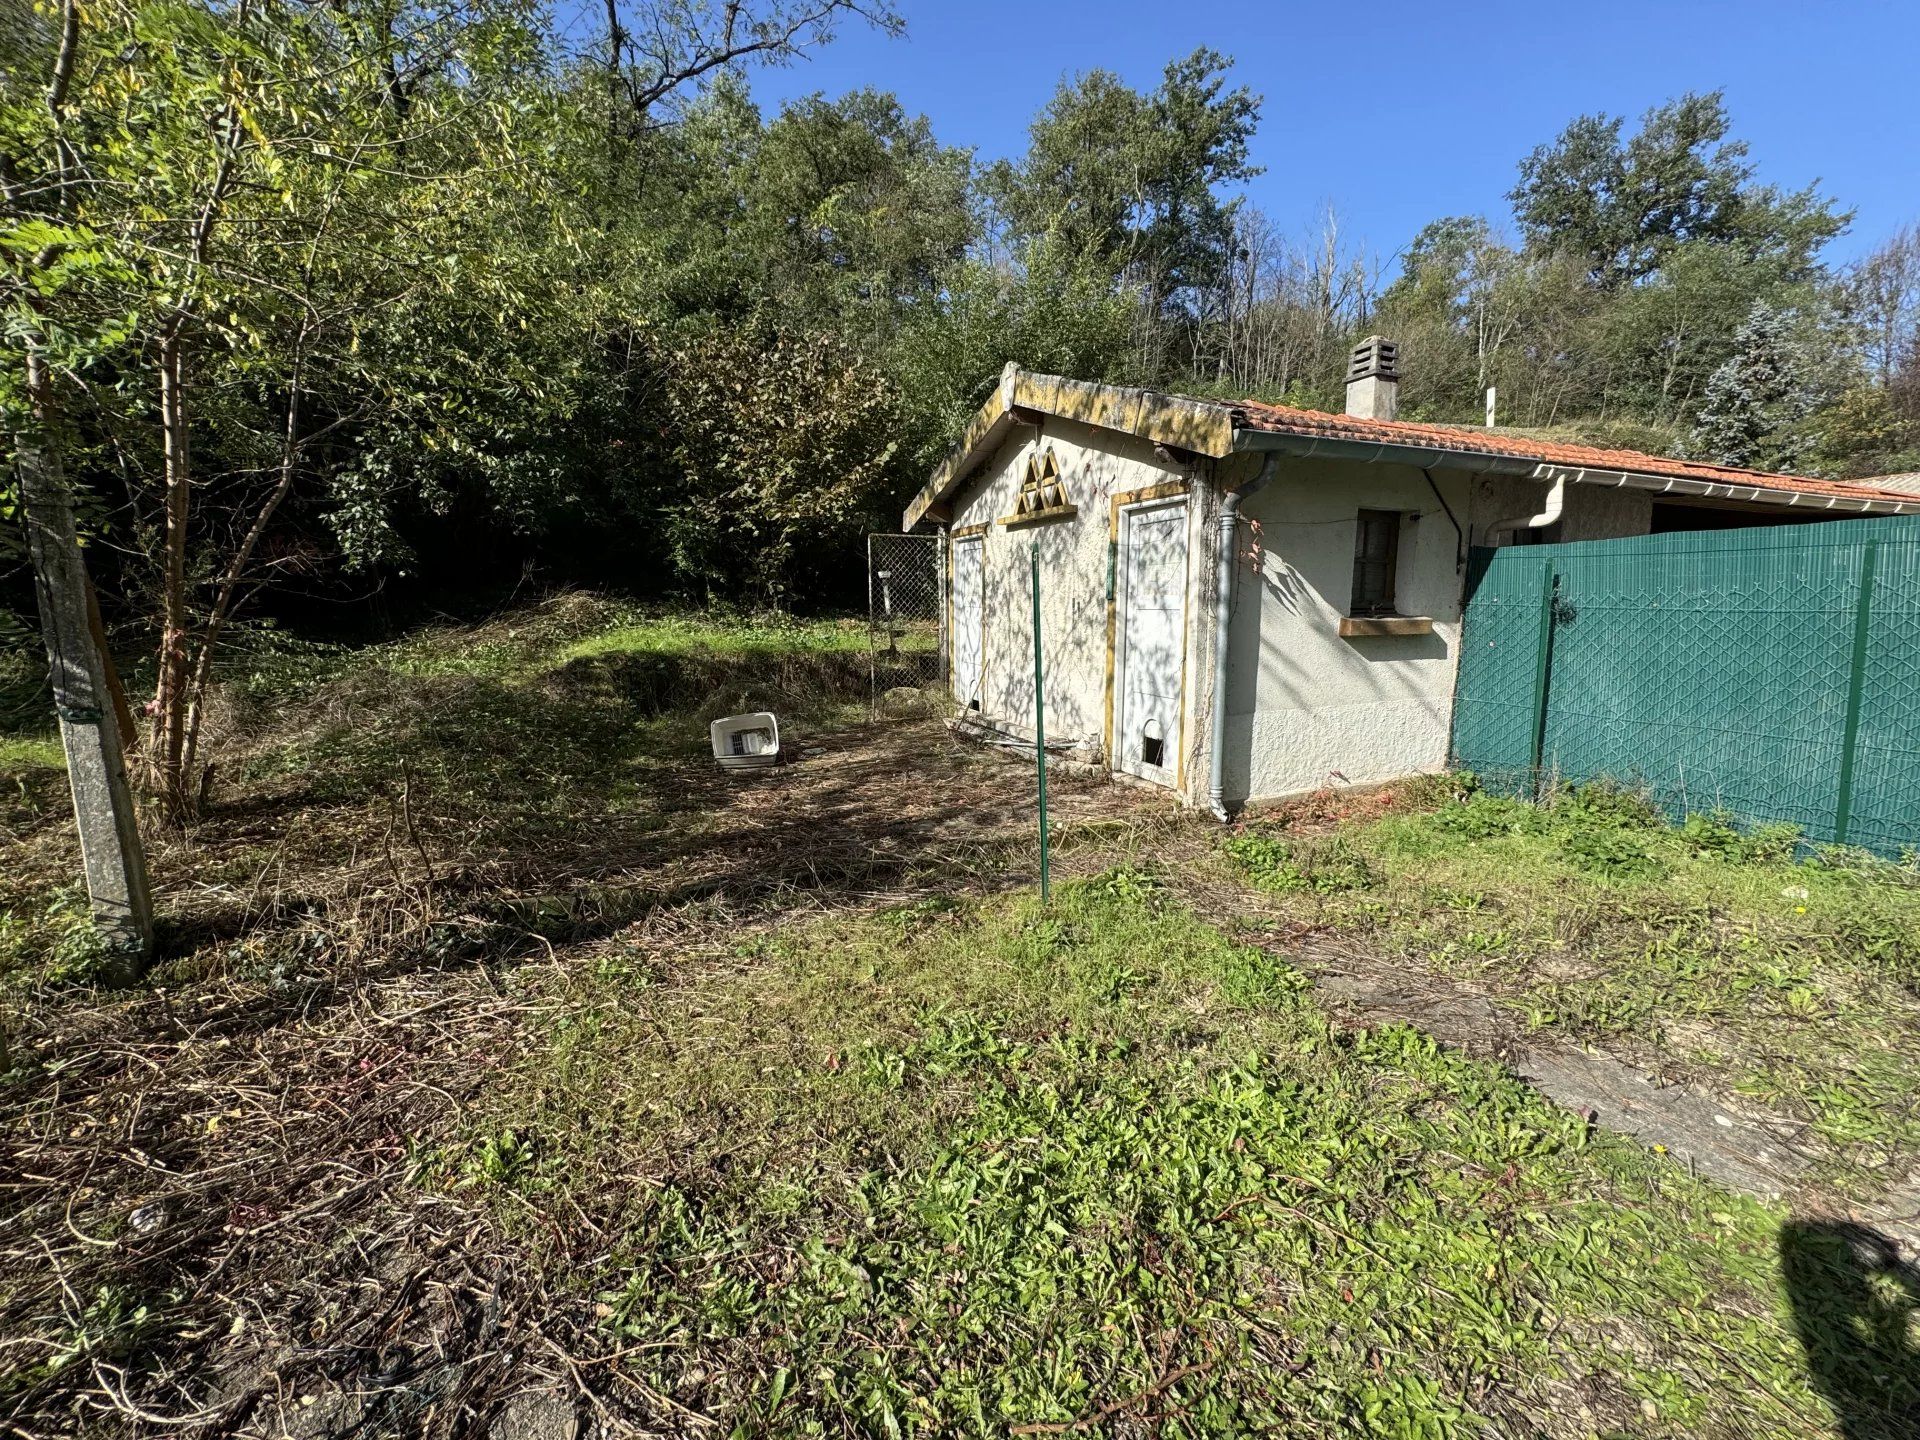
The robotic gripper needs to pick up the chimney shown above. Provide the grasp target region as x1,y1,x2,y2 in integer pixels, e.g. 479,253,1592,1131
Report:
1345,335,1399,421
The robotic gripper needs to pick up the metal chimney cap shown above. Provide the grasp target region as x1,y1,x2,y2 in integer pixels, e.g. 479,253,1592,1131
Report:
1347,335,1400,383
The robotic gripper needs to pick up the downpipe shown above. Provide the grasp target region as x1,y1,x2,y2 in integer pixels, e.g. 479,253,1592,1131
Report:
1206,456,1277,821
1485,475,1566,543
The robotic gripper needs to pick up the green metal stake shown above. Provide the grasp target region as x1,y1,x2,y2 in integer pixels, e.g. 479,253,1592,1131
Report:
1031,541,1050,903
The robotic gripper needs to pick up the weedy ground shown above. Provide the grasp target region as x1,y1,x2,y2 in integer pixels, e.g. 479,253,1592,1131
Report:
1,598,1916,1438
1210,780,1920,1202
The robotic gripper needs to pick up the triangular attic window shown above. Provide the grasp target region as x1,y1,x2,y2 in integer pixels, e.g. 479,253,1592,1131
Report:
1016,447,1068,516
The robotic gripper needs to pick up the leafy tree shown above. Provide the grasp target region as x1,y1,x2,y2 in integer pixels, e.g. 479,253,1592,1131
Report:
988,48,1260,373
890,235,1136,469
661,322,900,604
1510,91,1846,289
1850,226,1920,386
1808,384,1920,479
1688,302,1819,470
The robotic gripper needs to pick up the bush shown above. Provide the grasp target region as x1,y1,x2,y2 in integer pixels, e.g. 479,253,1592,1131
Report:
1548,780,1663,830
1223,834,1378,894
1430,791,1544,840
1557,822,1663,880
1679,811,1801,865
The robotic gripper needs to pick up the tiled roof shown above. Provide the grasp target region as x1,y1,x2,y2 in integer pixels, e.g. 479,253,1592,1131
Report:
1225,399,1920,507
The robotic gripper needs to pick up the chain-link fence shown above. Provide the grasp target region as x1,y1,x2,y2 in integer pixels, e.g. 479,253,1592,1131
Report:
866,533,945,717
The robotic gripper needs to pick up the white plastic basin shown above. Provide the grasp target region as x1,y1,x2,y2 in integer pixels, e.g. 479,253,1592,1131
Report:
710,712,781,770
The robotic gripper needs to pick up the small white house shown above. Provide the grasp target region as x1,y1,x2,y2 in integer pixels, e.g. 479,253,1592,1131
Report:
905,339,1920,815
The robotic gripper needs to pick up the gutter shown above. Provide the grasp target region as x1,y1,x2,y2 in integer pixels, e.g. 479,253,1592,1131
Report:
1531,463,1920,516
1206,455,1278,820
1231,427,1541,477
1232,429,1920,517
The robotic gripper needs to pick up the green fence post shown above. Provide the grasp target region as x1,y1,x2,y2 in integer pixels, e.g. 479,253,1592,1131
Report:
1031,541,1051,903
1527,562,1559,798
1833,541,1879,847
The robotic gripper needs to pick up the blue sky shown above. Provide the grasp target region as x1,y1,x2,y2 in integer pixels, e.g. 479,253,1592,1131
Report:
748,0,1920,272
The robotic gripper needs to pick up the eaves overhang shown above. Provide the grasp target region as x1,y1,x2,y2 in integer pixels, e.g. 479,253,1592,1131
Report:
901,366,1236,530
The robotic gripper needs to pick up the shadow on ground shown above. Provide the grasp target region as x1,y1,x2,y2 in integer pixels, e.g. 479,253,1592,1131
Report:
1781,1221,1920,1440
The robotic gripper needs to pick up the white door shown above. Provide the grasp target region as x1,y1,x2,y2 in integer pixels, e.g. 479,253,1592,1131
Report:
951,536,985,711
1117,501,1188,785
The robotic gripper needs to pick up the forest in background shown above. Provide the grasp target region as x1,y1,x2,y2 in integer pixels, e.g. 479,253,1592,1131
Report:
6,0,1920,812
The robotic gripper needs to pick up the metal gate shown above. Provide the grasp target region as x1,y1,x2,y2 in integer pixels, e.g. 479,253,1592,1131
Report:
866,533,945,717
1451,515,1920,854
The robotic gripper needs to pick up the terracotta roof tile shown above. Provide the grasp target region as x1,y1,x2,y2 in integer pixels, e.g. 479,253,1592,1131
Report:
1222,399,1920,507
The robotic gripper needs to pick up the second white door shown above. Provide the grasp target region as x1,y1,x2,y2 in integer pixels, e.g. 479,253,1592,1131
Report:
1116,501,1188,786
951,536,985,711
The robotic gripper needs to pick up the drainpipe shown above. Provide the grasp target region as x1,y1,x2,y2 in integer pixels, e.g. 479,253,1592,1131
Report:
1206,455,1278,821
1484,475,1567,544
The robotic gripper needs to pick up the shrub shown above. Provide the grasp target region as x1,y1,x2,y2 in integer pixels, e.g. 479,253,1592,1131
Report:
1223,834,1378,894
1223,834,1306,892
1679,811,1802,865
1548,780,1663,830
1430,791,1544,840
1557,823,1663,880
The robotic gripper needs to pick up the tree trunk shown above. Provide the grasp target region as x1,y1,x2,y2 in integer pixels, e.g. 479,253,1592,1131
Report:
18,348,154,975
179,372,305,789
149,329,194,817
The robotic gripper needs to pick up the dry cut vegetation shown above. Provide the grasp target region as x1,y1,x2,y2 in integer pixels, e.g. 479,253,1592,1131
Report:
2,601,1918,1439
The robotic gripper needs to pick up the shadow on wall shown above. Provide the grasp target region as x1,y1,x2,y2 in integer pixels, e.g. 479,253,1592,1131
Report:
1343,632,1452,664
1779,1220,1920,1439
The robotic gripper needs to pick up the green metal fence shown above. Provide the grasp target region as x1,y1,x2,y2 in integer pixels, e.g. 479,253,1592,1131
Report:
1451,514,1920,855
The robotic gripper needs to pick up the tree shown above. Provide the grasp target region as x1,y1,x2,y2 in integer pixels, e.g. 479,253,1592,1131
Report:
1688,302,1818,470
988,48,1260,376
1851,226,1920,386
3,0,153,964
661,323,900,604
5,0,901,824
1511,91,1846,289
597,0,900,138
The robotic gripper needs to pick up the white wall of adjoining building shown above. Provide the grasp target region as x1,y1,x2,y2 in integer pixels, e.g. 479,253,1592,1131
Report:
1219,461,1657,808
1219,457,1473,806
1469,473,1654,544
946,416,1203,781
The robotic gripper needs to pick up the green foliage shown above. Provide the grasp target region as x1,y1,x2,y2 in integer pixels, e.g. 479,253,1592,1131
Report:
1,886,115,987
987,47,1260,357
1689,302,1820,469
661,323,901,603
461,872,1855,1435
1509,91,1845,289
1679,812,1802,865
1224,832,1378,893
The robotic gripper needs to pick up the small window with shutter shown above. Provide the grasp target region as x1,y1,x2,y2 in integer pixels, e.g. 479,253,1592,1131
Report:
1351,510,1401,617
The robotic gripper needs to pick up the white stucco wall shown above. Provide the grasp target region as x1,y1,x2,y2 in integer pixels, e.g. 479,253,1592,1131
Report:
1470,473,1654,545
1218,458,1472,805
946,417,1208,790
1216,463,1657,808
940,425,1660,812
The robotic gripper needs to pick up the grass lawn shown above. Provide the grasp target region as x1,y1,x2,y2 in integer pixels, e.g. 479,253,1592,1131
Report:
2,601,1917,1437
1214,782,1920,1202
447,872,1912,1437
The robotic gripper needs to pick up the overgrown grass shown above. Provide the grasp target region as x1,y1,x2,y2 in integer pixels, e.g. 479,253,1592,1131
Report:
0,595,902,991
1220,780,1920,1195
441,872,1893,1437
0,735,62,771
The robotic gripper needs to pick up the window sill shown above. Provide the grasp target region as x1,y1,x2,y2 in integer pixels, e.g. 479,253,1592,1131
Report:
1339,615,1435,638
999,504,1079,529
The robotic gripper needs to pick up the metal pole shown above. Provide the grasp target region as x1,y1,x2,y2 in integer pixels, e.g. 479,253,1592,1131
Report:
1030,541,1050,903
